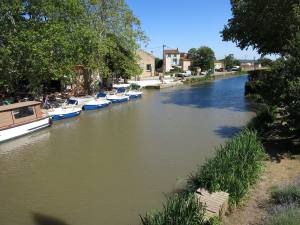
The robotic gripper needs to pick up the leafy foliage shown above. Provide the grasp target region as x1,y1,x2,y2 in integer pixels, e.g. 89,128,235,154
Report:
188,129,266,205
222,0,300,56
0,0,146,96
223,54,240,68
223,0,300,134
188,46,215,71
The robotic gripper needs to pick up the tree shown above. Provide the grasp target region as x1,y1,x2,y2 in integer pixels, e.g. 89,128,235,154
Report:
222,0,300,56
155,58,163,71
0,0,85,96
223,54,240,68
256,58,273,67
222,0,300,132
0,0,147,95
188,46,215,71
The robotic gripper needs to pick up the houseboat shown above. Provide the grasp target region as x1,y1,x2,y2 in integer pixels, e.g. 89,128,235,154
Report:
0,101,51,143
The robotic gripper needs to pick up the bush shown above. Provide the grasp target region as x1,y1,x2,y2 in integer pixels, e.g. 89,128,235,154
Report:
188,129,266,205
140,194,206,225
264,208,300,225
271,185,300,206
247,107,275,133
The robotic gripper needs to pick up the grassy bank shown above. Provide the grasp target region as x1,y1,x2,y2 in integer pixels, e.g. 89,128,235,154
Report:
188,129,266,205
183,71,248,85
140,129,265,224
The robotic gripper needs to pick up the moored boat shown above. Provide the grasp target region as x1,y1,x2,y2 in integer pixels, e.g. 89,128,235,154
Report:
97,91,130,103
66,96,94,107
82,99,111,110
125,90,143,98
48,107,82,121
0,101,51,143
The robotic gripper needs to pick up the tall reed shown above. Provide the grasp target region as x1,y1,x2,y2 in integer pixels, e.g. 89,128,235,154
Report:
140,193,206,225
188,129,266,205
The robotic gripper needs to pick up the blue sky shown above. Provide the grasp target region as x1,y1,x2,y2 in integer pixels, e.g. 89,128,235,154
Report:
127,0,261,60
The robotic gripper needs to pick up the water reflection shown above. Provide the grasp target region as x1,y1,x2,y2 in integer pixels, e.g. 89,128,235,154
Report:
162,75,251,112
213,126,243,139
0,130,50,154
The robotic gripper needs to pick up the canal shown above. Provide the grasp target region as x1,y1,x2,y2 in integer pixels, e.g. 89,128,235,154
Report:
0,75,254,225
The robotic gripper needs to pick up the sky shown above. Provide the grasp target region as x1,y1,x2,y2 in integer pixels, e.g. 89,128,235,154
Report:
126,0,261,60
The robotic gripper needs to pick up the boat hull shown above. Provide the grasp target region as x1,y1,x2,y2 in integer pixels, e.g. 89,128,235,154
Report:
0,117,51,143
106,96,130,103
83,103,110,110
51,111,81,121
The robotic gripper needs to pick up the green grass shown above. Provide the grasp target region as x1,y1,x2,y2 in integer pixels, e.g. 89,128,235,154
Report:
140,194,206,225
183,76,212,84
188,129,266,205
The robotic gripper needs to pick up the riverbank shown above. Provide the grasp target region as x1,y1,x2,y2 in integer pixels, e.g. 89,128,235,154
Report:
223,156,300,225
182,71,248,85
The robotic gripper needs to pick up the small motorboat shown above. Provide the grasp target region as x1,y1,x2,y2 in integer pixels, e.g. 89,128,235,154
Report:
48,107,82,121
0,101,51,143
66,96,94,107
98,90,130,103
82,99,111,110
125,84,143,99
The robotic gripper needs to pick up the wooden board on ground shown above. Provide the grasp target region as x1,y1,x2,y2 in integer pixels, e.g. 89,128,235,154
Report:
195,188,229,220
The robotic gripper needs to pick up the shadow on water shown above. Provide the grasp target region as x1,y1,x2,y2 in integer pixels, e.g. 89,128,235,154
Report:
161,76,252,112
214,126,243,139
32,213,70,225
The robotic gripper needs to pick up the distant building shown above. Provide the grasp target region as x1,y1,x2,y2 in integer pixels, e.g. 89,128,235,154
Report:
163,49,191,72
180,53,191,71
137,50,155,77
214,61,225,70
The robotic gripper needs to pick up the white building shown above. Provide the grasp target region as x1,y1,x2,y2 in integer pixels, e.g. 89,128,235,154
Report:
163,49,181,72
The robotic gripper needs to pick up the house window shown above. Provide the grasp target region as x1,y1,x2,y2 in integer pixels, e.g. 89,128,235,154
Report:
173,58,178,64
173,54,177,57
168,54,171,58
13,107,35,119
146,64,152,71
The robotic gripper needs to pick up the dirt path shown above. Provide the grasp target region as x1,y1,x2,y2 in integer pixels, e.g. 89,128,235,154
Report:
222,157,300,225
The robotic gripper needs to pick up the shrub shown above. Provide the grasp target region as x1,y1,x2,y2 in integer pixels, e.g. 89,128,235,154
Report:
247,107,275,133
264,208,300,225
271,185,300,206
188,129,266,205
140,193,206,225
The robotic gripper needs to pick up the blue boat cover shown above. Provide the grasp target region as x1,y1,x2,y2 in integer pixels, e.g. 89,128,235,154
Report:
67,99,78,105
116,87,126,93
97,92,107,98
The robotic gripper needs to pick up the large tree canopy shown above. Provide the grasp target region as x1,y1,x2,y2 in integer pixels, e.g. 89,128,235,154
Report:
222,0,300,56
188,46,215,71
0,0,146,96
223,0,300,132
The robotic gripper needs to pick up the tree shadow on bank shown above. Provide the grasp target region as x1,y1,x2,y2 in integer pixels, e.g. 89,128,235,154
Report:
263,138,300,163
214,126,243,139
32,213,70,225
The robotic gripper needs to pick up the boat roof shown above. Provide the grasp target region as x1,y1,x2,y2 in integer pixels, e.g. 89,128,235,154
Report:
0,101,41,112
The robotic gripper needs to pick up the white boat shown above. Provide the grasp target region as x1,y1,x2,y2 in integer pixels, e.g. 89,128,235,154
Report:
66,96,94,107
47,107,82,121
97,91,130,103
125,90,143,98
82,99,111,110
116,86,143,99
0,101,51,143
106,93,130,103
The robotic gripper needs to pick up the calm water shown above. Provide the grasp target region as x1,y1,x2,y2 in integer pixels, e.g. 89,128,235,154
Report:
0,75,254,225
